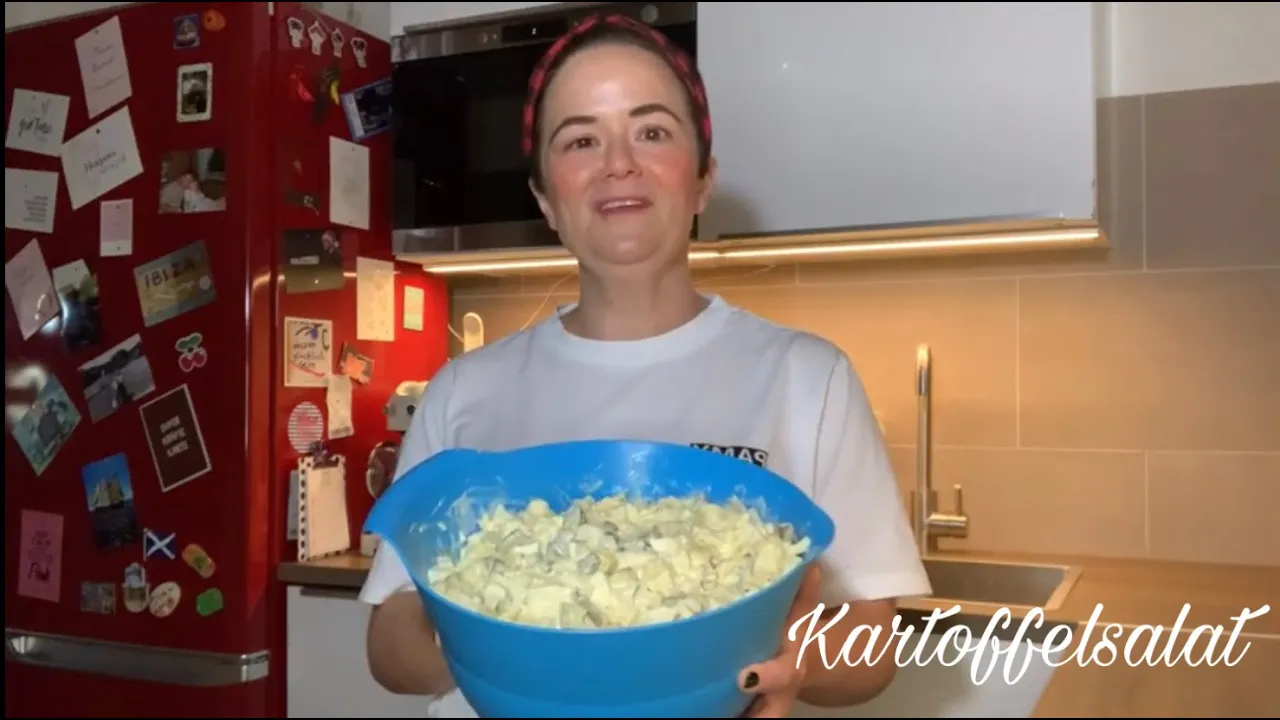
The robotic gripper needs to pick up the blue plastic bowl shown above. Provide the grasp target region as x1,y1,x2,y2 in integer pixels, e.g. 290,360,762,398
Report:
363,439,835,718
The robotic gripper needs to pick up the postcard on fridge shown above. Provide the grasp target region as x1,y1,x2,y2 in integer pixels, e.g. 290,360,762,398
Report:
9,375,81,477
5,239,60,340
77,334,157,424
61,106,144,210
5,89,71,157
5,168,59,234
81,453,141,550
75,15,133,119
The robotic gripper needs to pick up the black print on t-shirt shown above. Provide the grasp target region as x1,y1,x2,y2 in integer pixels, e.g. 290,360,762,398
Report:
690,443,770,468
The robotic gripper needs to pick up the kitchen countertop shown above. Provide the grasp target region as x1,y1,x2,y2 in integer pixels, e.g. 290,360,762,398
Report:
278,550,1278,717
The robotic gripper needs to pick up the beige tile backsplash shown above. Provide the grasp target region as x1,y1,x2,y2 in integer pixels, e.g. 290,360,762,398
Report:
445,82,1280,567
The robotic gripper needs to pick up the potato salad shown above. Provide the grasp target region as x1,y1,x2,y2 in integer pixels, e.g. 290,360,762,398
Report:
425,494,811,629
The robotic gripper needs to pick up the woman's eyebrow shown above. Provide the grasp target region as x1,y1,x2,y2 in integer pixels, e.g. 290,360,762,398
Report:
547,102,684,143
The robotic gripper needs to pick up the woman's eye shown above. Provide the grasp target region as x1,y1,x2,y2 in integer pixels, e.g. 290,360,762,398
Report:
640,126,671,142
565,136,595,151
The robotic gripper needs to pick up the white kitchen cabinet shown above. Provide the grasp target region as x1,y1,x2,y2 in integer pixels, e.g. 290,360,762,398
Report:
390,2,555,37
696,2,1097,240
286,586,429,718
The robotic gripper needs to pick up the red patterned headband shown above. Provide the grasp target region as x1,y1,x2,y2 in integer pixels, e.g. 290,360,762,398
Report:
520,13,712,159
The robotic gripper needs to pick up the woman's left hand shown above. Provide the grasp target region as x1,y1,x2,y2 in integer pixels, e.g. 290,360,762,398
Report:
738,563,824,718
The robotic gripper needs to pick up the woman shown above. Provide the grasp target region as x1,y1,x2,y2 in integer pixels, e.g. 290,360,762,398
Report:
360,14,930,718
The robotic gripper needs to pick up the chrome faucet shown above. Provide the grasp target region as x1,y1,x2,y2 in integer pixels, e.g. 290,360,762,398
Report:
912,344,969,555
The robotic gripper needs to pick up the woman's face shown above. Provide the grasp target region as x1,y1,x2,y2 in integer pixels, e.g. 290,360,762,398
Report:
531,42,715,274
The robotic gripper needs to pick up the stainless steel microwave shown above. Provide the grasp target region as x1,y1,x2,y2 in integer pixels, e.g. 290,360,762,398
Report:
390,2,698,258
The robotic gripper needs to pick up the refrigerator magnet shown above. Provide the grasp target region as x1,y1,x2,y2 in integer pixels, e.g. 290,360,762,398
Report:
122,562,148,613
182,543,216,579
173,14,200,49
307,21,326,56
331,28,345,58
176,62,213,123
148,581,181,618
80,581,116,614
351,37,367,68
202,9,225,32
286,17,305,48
196,588,224,617
176,332,207,372
143,528,176,560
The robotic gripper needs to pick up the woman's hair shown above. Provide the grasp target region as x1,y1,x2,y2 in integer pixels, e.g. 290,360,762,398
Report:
521,13,713,191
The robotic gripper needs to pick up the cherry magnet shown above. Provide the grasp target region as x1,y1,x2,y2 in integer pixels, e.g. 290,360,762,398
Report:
176,333,207,372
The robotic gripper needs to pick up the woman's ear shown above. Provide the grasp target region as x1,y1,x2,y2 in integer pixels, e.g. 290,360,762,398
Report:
695,155,718,216
528,177,558,231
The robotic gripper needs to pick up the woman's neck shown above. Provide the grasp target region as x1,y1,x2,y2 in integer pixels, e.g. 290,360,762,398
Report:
563,265,707,341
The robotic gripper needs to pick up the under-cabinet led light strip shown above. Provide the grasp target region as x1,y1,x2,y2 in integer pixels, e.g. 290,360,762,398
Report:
421,227,1103,275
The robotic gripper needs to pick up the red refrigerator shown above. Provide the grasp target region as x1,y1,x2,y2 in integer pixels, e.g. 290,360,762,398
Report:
4,3,449,717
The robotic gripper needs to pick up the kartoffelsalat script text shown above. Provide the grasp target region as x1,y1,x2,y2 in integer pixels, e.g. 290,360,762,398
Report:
789,602,1270,685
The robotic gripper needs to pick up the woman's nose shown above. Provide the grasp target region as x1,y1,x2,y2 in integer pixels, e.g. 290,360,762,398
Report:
602,138,639,178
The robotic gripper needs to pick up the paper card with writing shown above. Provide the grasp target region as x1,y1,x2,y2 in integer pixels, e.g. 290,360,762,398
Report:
100,198,133,256
283,317,333,388
328,136,370,230
355,257,395,342
5,239,60,340
18,510,64,602
61,106,144,211
75,15,133,119
5,89,71,157
139,384,212,493
326,374,354,440
4,168,59,234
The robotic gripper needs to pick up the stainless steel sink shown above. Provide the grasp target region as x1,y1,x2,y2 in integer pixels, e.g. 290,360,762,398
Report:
922,557,1082,611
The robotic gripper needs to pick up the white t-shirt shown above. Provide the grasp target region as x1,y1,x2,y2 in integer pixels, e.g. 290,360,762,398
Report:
358,294,931,717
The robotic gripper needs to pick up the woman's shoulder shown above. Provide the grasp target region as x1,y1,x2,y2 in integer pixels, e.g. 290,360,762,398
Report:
719,303,849,374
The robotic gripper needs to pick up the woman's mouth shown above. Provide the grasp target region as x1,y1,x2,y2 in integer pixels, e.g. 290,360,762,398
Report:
595,197,653,216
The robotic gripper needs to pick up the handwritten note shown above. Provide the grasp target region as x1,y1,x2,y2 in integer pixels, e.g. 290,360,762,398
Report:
5,89,71,157
326,374,354,439
5,169,59,234
5,240,60,340
75,15,133,119
356,256,395,342
18,510,64,603
61,106,144,210
284,317,333,388
329,136,370,230
100,198,133,256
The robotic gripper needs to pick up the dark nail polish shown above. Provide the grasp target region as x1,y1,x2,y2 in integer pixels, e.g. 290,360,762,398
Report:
743,671,759,690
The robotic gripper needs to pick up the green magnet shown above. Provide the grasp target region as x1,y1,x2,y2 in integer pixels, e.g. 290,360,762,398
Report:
196,588,224,617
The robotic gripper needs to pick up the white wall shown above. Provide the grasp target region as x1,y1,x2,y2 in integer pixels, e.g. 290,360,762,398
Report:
1097,1,1280,97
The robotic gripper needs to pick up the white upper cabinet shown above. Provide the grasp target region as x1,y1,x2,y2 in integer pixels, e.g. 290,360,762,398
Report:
695,2,1097,240
390,2,555,37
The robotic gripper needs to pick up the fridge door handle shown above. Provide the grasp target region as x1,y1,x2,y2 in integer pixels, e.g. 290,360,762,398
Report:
5,627,270,686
